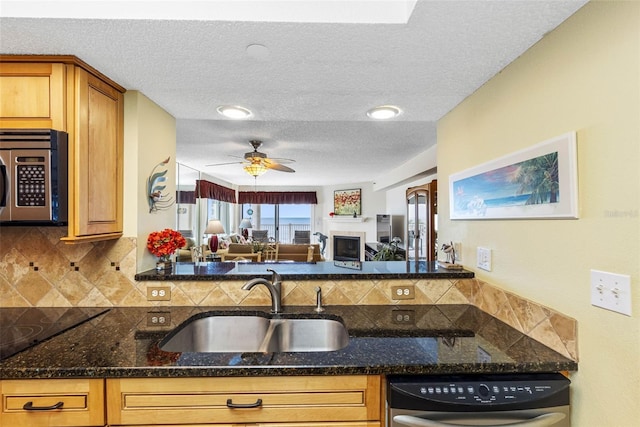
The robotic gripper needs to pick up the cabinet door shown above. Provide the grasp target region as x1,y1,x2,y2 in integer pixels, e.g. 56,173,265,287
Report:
0,62,66,129
65,66,124,241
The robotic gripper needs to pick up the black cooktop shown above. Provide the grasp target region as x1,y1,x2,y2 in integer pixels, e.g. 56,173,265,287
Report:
0,307,109,361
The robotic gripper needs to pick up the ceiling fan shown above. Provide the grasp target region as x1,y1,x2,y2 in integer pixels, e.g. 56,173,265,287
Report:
206,140,295,177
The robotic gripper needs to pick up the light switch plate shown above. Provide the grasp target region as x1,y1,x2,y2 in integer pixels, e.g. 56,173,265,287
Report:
477,247,492,271
591,269,632,316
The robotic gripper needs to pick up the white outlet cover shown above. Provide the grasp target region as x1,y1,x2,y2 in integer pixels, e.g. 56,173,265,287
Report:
591,269,632,316
477,247,492,271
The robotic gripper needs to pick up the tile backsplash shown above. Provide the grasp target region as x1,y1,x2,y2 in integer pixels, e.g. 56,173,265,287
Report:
0,227,577,361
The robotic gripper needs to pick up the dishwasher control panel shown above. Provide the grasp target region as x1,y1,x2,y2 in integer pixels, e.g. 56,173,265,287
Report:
388,373,570,410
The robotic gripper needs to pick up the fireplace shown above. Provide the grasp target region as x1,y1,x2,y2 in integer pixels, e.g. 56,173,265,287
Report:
333,235,361,261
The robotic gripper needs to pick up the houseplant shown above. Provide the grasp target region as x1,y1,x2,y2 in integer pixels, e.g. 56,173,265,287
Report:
372,240,404,261
147,228,186,269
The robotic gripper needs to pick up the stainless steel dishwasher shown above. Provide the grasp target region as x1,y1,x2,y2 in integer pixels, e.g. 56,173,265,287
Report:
387,373,570,427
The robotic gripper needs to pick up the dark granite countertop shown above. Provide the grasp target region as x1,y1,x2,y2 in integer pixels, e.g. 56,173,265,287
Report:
0,305,576,379
135,260,475,281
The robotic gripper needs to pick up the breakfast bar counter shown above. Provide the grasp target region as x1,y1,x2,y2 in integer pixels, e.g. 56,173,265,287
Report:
134,260,475,282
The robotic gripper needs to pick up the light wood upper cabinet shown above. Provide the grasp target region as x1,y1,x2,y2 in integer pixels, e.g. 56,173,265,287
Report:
65,66,124,240
0,55,125,243
0,62,66,129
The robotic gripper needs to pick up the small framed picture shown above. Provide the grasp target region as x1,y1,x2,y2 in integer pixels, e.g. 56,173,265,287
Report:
334,188,361,216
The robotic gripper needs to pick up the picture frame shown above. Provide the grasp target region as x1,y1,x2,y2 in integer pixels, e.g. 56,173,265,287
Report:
334,188,362,216
449,132,578,220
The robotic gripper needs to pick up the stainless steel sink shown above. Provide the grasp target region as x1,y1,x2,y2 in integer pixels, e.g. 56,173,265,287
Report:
159,314,349,353
159,315,272,353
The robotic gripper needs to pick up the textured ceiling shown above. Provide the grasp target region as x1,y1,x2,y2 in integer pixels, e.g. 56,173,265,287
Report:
0,0,588,187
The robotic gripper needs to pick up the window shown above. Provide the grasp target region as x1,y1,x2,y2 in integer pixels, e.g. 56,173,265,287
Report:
208,198,231,236
242,203,311,243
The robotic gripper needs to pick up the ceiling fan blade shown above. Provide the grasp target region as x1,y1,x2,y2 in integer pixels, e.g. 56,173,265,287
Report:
265,162,295,173
266,157,296,165
205,160,245,167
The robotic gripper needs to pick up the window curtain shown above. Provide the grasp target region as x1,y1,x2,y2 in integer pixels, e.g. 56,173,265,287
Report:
195,180,237,203
238,191,317,205
176,190,196,204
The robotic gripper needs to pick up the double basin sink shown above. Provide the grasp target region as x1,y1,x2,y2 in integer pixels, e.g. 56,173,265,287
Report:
160,313,349,353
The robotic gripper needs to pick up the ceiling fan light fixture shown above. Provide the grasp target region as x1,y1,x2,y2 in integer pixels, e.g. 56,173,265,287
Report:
244,162,268,177
367,105,401,119
217,105,252,119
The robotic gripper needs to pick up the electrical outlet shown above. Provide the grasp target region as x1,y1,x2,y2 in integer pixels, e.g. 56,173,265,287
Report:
391,309,415,325
146,312,171,326
477,247,492,271
147,286,171,301
591,269,632,316
391,285,415,300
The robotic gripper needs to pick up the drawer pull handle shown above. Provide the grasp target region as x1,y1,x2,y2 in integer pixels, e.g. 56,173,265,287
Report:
23,401,64,411
226,398,263,409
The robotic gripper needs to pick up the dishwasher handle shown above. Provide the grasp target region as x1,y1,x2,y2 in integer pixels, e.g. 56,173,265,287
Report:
393,412,566,427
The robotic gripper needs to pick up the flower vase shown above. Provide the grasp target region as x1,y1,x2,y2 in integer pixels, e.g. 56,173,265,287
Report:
156,255,173,271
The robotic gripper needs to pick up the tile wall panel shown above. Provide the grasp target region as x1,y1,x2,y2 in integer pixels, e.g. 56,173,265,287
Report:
0,227,577,360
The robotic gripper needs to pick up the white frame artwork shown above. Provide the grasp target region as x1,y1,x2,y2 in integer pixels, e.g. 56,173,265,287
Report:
449,132,578,220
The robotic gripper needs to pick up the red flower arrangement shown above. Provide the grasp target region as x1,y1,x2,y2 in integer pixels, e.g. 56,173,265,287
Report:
147,229,186,260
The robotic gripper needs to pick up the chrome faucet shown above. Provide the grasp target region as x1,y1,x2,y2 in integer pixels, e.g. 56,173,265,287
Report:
314,286,324,312
242,269,283,313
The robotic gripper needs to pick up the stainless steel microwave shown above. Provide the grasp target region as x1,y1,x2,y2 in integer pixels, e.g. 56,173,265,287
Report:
0,129,68,225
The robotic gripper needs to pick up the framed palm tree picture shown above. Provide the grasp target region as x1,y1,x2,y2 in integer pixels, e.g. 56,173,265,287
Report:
449,132,578,219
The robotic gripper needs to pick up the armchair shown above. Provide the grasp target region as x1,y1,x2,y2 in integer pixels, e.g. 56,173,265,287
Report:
293,230,311,244
251,229,269,243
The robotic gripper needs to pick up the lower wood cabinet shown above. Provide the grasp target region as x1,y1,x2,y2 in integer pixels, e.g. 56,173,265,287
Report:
0,378,105,427
106,375,382,426
120,423,378,427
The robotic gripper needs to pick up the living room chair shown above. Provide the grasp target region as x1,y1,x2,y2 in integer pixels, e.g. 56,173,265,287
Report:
293,230,311,244
252,230,269,243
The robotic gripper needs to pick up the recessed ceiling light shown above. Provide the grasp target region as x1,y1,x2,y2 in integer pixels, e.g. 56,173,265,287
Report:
367,105,402,119
217,105,252,119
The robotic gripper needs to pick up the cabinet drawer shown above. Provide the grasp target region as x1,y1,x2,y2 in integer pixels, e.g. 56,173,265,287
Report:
107,375,380,425
0,378,105,427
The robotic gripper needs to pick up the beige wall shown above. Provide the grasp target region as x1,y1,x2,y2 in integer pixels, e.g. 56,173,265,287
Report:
438,2,639,426
123,91,177,271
